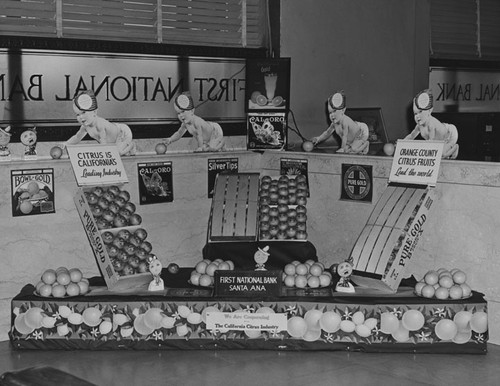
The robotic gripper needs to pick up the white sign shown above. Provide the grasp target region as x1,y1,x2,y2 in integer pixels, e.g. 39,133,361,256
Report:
389,140,443,186
206,311,287,332
67,144,128,186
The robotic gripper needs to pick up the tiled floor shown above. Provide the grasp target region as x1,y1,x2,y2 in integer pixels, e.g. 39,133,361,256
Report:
1,342,499,386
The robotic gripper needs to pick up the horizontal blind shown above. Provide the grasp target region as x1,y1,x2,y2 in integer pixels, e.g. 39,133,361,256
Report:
0,0,57,36
0,0,268,49
430,0,478,59
479,0,500,59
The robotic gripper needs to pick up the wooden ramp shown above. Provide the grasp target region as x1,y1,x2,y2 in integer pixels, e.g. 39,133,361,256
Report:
207,173,260,242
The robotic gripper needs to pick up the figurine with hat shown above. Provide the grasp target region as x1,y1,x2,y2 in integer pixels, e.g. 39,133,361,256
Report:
163,92,225,152
0,125,12,159
20,127,38,159
404,89,459,159
62,90,136,156
310,91,370,154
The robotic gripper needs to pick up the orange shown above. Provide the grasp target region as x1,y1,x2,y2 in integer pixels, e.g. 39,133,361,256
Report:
284,263,296,276
294,275,307,288
66,282,80,297
38,284,53,297
452,270,467,285
449,285,464,300
69,268,83,283
199,274,212,287
195,261,208,275
51,284,66,298
77,280,89,295
295,264,308,276
424,271,439,286
57,272,71,286
19,200,33,214
309,263,323,277
307,276,320,288
435,286,449,300
421,284,435,298
41,269,57,285
27,181,39,195
283,275,295,287
438,275,454,289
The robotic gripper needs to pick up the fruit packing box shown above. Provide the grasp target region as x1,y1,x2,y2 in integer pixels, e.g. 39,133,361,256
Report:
257,174,309,242
74,186,152,291
207,173,260,242
350,184,435,293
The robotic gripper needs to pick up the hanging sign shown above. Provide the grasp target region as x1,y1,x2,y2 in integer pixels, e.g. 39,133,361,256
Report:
389,140,443,186
67,144,128,186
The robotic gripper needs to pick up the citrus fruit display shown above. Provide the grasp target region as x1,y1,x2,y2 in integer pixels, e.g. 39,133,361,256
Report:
414,268,472,300
258,174,309,241
189,258,235,287
34,267,89,297
102,227,154,276
84,185,142,230
282,260,332,289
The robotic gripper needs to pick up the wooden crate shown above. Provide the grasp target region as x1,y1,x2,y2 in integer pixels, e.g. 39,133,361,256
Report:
350,184,435,293
208,173,260,242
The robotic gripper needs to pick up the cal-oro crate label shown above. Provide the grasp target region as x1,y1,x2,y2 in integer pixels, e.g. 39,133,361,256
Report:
205,311,287,332
389,140,443,186
138,161,173,204
67,144,128,186
214,270,281,297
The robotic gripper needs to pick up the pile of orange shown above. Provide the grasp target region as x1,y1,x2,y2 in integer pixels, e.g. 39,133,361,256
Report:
415,268,471,300
189,259,235,287
282,260,332,289
34,267,89,298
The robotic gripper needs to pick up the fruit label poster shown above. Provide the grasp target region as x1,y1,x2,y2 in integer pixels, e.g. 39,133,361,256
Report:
341,164,373,203
11,168,55,217
247,112,287,150
137,161,173,205
66,144,128,186
280,158,309,196
207,158,238,198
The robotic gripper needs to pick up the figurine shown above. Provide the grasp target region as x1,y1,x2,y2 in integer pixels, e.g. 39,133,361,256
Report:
311,91,370,154
164,92,225,152
147,254,164,291
405,89,459,159
332,258,355,293
63,90,136,156
0,125,12,159
254,245,270,271
20,127,38,159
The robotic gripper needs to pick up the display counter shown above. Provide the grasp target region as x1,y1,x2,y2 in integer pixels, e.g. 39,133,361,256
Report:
9,269,488,354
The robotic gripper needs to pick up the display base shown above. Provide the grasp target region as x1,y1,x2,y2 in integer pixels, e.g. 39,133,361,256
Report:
9,269,488,354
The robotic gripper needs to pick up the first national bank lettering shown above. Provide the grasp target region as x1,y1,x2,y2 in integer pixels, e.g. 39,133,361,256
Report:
0,74,243,103
0,51,246,121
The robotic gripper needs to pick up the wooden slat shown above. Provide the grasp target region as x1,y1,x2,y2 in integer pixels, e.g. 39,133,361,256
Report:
213,174,228,202
369,227,393,274
246,200,258,237
384,188,415,228
233,201,248,236
351,225,374,270
373,187,406,226
361,225,385,273
222,200,237,237
394,188,426,230
209,204,224,238
366,185,395,225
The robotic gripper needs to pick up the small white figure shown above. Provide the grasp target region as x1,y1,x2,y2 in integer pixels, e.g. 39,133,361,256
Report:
311,91,370,155
333,259,355,293
254,245,270,271
0,126,12,159
64,90,136,156
148,255,164,291
164,92,225,152
20,127,38,159
405,89,459,159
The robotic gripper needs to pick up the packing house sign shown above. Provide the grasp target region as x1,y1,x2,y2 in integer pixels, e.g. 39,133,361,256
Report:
429,67,500,113
0,49,246,125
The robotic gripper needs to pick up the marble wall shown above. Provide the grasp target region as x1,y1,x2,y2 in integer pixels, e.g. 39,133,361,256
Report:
1,144,499,345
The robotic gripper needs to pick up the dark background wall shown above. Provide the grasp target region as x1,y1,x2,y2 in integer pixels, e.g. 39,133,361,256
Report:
280,0,431,145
